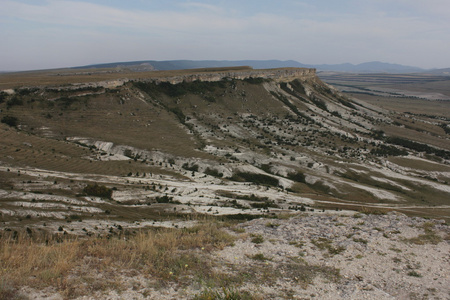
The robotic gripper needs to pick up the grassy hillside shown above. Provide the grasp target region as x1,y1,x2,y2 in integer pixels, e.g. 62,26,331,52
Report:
1,67,449,299
1,68,449,232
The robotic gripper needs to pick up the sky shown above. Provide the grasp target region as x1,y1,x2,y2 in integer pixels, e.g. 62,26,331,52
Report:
1,0,449,71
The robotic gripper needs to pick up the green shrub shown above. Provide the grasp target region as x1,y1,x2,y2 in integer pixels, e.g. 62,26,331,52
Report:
311,237,345,255
83,184,113,199
259,164,273,174
182,163,199,172
250,201,279,209
251,234,264,244
16,88,38,96
287,171,306,183
243,77,265,84
289,79,307,94
221,214,266,221
250,253,269,261
370,144,408,157
168,107,187,124
0,91,7,103
353,238,368,245
205,168,223,178
386,136,450,159
310,95,328,111
270,91,314,123
133,79,227,98
230,172,279,187
6,97,23,108
1,116,18,127
336,96,356,109
155,195,174,203
407,270,422,277
194,288,254,300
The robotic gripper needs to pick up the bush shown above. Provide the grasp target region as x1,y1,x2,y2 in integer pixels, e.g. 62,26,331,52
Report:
336,96,357,109
290,79,307,94
204,168,223,178
155,195,174,203
386,136,450,159
243,77,265,84
310,95,328,111
0,91,7,103
270,91,314,123
260,164,273,174
237,194,268,202
17,88,38,96
168,107,187,124
203,95,216,103
221,213,266,221
133,79,227,98
194,288,254,300
56,97,77,109
6,97,23,108
370,144,408,157
1,116,18,127
182,163,199,172
287,171,306,183
230,172,279,187
83,184,113,199
250,201,279,209
251,234,264,244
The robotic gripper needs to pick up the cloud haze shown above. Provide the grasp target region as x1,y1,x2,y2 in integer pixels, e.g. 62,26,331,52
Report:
1,0,448,71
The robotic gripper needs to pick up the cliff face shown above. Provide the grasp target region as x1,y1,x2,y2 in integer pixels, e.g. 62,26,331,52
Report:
152,68,316,84
44,68,317,91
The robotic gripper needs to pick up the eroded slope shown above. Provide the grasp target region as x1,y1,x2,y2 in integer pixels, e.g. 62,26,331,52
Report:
1,68,449,234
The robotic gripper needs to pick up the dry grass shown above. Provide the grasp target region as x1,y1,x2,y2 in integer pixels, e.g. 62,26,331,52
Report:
193,287,260,300
0,220,236,299
403,222,443,245
311,237,345,256
0,66,255,90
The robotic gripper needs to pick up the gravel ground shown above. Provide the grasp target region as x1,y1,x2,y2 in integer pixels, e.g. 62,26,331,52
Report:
20,212,449,299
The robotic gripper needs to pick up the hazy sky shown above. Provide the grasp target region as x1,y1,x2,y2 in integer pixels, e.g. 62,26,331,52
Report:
1,0,449,71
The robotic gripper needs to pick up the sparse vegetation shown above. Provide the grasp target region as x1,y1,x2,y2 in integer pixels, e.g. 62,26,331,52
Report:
133,79,227,98
403,222,443,245
194,288,257,300
370,144,408,157
353,237,368,244
250,200,279,209
312,237,345,255
386,136,450,159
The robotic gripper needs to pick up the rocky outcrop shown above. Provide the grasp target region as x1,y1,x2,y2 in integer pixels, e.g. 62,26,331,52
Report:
150,68,316,84
47,79,129,91
47,68,316,91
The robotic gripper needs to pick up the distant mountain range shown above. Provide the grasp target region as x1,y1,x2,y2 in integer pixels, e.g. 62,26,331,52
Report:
73,59,443,74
